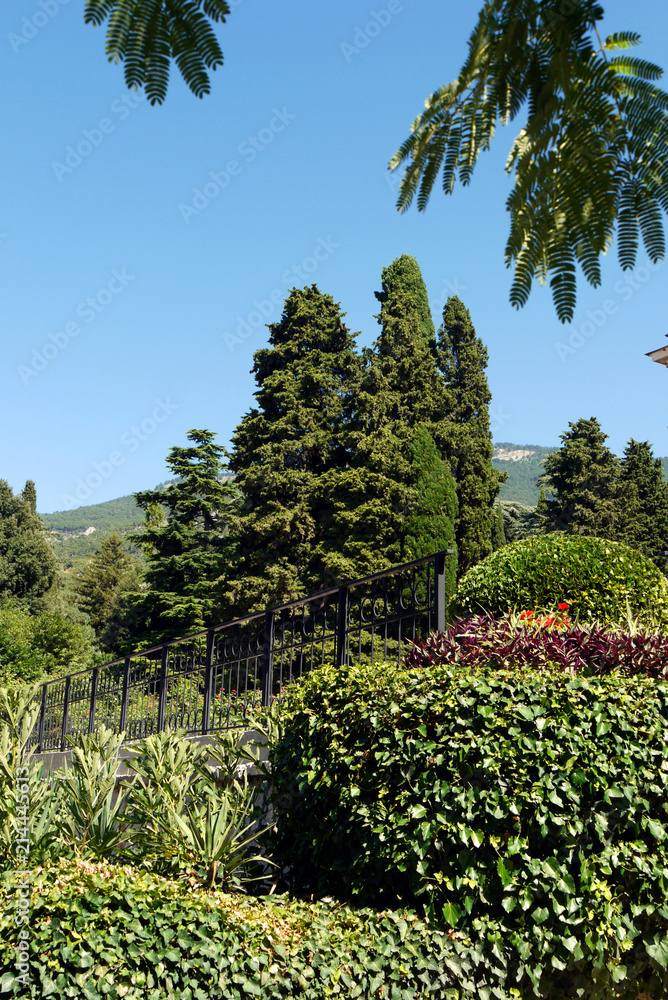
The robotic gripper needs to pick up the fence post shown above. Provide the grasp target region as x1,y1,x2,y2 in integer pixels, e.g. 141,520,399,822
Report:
157,646,169,733
261,610,274,708
435,550,446,633
335,584,349,667
119,657,131,734
202,629,215,733
37,683,47,752
60,676,71,752
87,668,99,735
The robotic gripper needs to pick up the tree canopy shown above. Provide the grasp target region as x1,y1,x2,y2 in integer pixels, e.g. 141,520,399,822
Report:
391,1,668,321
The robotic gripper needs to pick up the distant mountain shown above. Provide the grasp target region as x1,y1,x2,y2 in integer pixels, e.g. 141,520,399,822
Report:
40,495,144,569
493,443,557,506
494,442,668,506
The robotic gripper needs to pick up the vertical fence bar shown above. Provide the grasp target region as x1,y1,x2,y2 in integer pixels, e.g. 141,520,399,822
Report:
261,610,274,708
60,676,71,752
119,657,131,734
335,584,349,667
87,668,99,734
435,551,446,633
157,646,169,733
37,683,47,752
201,629,215,733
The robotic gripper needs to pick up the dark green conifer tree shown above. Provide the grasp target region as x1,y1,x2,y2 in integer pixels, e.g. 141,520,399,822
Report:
320,256,455,583
615,439,668,568
74,534,143,641
436,297,504,576
492,502,506,550
540,417,620,536
0,479,58,610
220,286,362,615
125,430,236,646
402,426,458,597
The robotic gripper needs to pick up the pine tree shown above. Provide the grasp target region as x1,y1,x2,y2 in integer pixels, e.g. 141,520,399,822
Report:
221,286,362,615
0,479,58,609
615,439,668,567
74,534,142,638
436,296,504,576
540,417,620,536
126,430,236,645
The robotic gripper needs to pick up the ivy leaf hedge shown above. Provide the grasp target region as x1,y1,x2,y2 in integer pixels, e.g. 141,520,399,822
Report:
271,660,668,999
0,860,471,999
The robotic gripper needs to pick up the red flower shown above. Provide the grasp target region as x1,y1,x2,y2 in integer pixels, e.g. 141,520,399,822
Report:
558,602,569,610
519,610,534,619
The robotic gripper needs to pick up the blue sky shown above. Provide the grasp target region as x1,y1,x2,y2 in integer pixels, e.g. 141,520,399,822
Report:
2,0,668,514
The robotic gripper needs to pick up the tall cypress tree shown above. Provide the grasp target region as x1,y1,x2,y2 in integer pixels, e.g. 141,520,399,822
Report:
0,479,58,610
353,254,448,483
436,296,504,576
321,256,456,584
540,417,620,536
615,439,668,567
220,285,362,615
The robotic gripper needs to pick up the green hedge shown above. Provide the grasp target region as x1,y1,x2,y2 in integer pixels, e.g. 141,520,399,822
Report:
270,660,668,999
449,533,668,625
0,860,476,999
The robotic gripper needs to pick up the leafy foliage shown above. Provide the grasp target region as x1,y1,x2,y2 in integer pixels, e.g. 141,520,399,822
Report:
271,659,668,998
391,2,668,321
0,860,468,999
404,613,668,675
84,0,231,105
450,533,668,626
0,604,96,688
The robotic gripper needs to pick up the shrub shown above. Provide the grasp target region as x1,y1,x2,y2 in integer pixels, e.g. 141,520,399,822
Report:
449,533,668,625
403,614,668,675
271,660,668,999
0,859,469,999
0,603,96,689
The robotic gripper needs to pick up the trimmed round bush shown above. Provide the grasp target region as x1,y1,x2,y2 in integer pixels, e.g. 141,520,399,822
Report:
450,533,668,625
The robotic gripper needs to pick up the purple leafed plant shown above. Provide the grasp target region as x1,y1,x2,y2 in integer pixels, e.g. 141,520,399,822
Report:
402,615,668,677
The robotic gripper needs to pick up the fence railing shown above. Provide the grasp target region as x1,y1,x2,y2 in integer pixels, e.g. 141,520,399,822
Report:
33,550,452,752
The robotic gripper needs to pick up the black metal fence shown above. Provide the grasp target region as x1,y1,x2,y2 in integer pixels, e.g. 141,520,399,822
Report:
33,550,451,752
